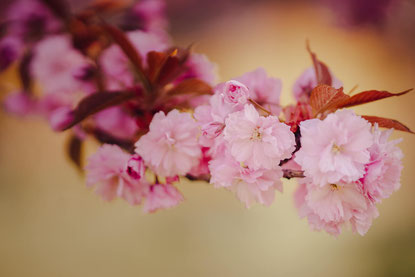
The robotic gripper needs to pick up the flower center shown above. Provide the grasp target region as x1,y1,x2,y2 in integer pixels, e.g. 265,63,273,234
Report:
251,127,262,141
331,143,342,154
165,133,176,147
330,184,340,191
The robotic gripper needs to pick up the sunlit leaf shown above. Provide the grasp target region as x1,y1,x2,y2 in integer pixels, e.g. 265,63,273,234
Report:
338,89,412,108
309,84,349,115
362,115,414,133
306,42,332,86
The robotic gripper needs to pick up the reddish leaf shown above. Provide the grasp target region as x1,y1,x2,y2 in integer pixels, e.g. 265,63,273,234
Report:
92,128,135,153
306,42,332,86
146,51,169,83
168,78,213,96
101,23,152,92
66,135,83,170
40,0,71,21
156,48,190,86
362,115,414,134
61,91,136,130
309,84,350,115
338,89,412,108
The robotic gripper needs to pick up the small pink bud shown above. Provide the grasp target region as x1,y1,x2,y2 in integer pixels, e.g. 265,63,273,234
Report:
222,80,250,105
49,106,74,131
166,175,179,184
126,154,145,180
201,122,225,139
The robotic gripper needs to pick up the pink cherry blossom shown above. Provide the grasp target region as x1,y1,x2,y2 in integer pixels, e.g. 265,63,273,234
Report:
360,125,403,203
0,36,23,71
143,183,184,213
294,178,378,236
94,107,139,140
131,0,168,34
31,35,91,94
293,66,343,102
294,180,343,236
85,144,146,205
236,67,282,115
209,154,283,208
306,182,367,223
100,30,169,90
3,91,37,117
295,109,373,186
135,109,202,177
6,0,61,39
223,104,296,170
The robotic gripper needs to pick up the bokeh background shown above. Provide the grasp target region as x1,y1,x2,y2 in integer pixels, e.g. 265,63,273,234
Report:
1,0,415,276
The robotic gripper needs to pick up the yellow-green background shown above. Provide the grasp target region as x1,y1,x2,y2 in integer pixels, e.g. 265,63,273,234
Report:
1,1,414,276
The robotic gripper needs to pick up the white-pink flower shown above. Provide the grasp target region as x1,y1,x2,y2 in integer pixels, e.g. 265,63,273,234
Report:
223,104,295,170
209,154,283,208
360,125,403,203
31,35,90,94
143,183,184,213
293,66,343,102
135,109,202,177
294,178,378,236
85,144,146,205
306,182,367,223
236,67,282,115
295,109,373,186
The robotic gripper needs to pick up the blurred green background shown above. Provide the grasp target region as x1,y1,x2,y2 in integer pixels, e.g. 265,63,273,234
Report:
1,1,415,276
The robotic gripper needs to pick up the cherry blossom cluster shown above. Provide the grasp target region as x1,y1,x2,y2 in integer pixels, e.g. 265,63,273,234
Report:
1,0,411,236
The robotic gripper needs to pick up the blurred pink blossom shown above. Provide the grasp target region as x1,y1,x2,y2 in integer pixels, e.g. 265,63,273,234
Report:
94,107,139,140
130,0,168,34
31,35,91,94
100,31,169,90
293,66,342,103
6,0,61,40
3,91,37,116
48,106,74,131
0,37,23,71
